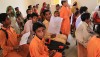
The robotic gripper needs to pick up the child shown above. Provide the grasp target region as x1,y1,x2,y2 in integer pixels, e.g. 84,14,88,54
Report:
54,11,60,17
0,13,29,57
75,13,93,57
29,22,62,57
21,13,38,44
16,14,24,32
71,10,80,37
87,25,100,57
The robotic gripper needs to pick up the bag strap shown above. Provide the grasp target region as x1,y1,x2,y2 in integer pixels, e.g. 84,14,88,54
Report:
0,28,8,39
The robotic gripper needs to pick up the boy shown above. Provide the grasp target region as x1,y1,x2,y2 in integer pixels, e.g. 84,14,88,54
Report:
87,25,100,57
75,13,93,57
60,1,72,37
60,1,72,45
54,11,60,17
29,22,62,57
43,10,68,53
0,13,29,57
21,13,38,44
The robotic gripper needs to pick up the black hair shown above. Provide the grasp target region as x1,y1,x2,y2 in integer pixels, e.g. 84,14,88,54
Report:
80,6,88,14
15,7,18,10
99,6,100,9
74,10,79,16
26,8,31,13
33,6,36,8
81,13,90,21
28,5,32,9
31,13,38,17
33,22,46,32
56,4,60,7
43,10,51,16
96,24,100,34
61,1,66,5
54,11,59,14
0,13,8,23
73,2,77,6
26,13,38,19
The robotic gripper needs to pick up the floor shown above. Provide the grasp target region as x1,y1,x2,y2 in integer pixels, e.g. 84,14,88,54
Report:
65,34,78,57
0,34,78,57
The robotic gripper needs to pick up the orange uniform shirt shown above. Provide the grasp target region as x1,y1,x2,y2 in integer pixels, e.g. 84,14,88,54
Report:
29,36,62,57
60,6,72,36
87,36,100,57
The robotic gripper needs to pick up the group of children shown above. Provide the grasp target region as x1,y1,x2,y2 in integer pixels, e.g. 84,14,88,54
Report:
0,0,100,57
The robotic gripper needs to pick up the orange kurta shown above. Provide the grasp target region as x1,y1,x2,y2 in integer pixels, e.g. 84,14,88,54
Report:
77,43,87,57
29,36,62,57
0,27,29,57
60,6,72,36
87,36,100,57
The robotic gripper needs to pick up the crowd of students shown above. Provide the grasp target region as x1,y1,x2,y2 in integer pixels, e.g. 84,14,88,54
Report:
0,0,100,57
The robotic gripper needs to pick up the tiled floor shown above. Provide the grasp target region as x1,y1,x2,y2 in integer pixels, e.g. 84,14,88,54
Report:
65,34,78,57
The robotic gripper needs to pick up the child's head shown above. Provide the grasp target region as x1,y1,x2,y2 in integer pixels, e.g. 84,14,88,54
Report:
54,11,60,17
33,22,46,39
56,4,60,11
81,12,90,23
43,10,51,21
74,10,80,17
26,9,32,14
0,13,11,27
31,13,38,23
73,1,77,6
80,6,88,14
15,7,19,12
61,1,68,7
28,5,32,9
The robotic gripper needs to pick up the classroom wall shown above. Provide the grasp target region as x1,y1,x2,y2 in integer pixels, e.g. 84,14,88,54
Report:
0,0,99,17
33,0,51,14
0,0,34,17
33,0,98,14
76,0,98,13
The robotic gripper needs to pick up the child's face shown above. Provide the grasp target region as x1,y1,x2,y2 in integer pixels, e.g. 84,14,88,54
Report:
27,10,32,14
32,16,38,23
35,27,46,39
45,11,51,21
54,12,60,17
63,2,68,7
4,17,11,27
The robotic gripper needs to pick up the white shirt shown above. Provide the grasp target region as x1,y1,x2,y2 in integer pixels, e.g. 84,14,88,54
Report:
75,22,92,48
76,15,81,29
22,20,34,43
22,20,33,34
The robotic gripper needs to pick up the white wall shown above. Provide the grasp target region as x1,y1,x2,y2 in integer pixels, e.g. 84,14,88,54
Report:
76,0,97,13
0,0,98,17
33,0,51,14
0,0,34,17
